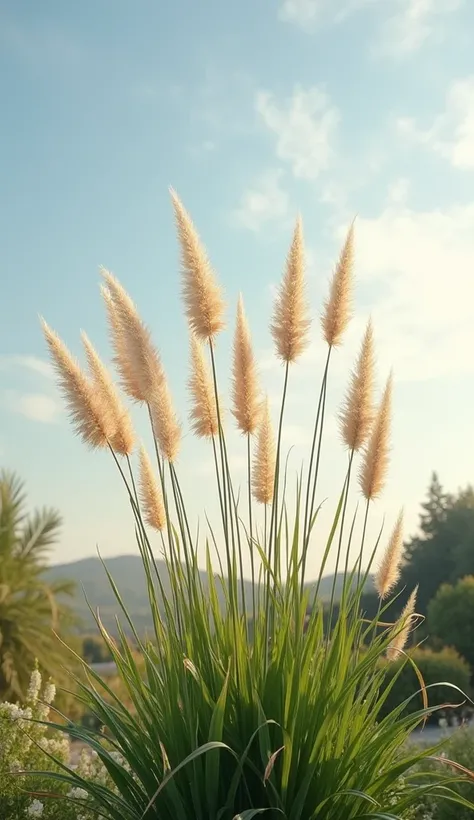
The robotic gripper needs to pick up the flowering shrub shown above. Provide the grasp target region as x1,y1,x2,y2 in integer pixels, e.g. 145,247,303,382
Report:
0,668,118,819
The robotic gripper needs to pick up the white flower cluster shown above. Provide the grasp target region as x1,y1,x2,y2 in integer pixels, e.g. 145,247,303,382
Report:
26,798,44,817
1,668,134,819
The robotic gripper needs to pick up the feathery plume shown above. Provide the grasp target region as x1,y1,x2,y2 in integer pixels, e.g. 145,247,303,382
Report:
101,285,143,402
138,447,166,531
188,334,218,439
232,295,261,435
252,398,276,505
322,221,354,347
387,586,418,661
101,270,181,461
101,269,161,403
375,510,404,599
170,189,225,341
41,320,112,449
149,380,182,463
339,319,375,451
271,216,310,364
81,332,135,456
360,372,393,501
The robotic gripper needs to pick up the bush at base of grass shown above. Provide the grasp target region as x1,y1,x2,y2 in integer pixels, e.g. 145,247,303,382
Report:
0,668,119,820
380,647,472,721
406,726,474,820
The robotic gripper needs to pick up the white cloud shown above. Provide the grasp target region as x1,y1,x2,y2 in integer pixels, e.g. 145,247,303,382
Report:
352,200,474,380
278,0,463,56
0,354,53,378
397,76,474,169
232,169,290,231
2,390,60,423
376,0,463,57
279,0,326,26
255,86,339,180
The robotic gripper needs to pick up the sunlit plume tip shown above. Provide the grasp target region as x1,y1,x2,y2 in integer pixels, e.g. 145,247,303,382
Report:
252,397,276,505
360,372,393,501
81,331,135,456
41,319,112,449
375,510,404,600
170,188,225,341
321,221,354,347
339,319,375,452
188,333,219,439
138,446,166,531
232,295,261,435
387,586,418,661
271,215,310,364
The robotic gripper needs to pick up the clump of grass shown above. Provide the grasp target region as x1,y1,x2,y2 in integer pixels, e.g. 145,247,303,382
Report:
38,193,474,820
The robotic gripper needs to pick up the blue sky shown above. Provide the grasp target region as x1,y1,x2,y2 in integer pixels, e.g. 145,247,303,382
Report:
1,0,474,574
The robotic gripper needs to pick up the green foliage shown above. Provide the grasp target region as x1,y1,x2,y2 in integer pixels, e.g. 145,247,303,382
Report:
427,577,474,671
0,667,119,819
379,647,471,720
407,727,474,820
0,470,78,700
400,475,474,615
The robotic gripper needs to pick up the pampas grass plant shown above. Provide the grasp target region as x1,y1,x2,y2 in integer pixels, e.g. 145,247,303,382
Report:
36,193,474,820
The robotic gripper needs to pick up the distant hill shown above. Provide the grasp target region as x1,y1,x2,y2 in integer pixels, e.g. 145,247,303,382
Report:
46,555,374,634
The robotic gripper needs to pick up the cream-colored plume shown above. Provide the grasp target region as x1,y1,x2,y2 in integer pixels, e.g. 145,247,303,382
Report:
101,270,161,403
321,222,354,347
339,319,375,451
188,334,218,439
101,270,181,462
138,447,166,531
271,216,310,364
101,285,143,402
387,586,418,661
170,189,225,341
252,398,276,505
232,295,261,435
81,332,135,456
375,510,404,600
41,319,112,449
360,372,392,501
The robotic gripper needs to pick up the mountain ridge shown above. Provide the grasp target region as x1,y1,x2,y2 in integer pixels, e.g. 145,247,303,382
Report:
46,554,374,633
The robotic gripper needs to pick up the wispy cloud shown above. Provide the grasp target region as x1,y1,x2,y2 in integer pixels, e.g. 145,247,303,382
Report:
0,355,53,378
0,355,59,423
348,198,474,381
232,169,290,231
375,0,464,57
279,0,464,56
2,390,60,424
397,75,474,169
255,85,339,180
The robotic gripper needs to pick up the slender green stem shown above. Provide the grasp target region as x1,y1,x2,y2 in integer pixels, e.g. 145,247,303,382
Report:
327,449,354,635
146,404,183,635
208,338,242,681
303,347,331,540
247,433,256,629
357,499,371,584
264,360,290,661
301,351,331,594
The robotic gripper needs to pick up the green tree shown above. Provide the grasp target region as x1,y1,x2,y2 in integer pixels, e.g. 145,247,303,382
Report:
0,470,76,699
427,576,474,670
360,474,474,622
399,474,474,615
82,635,113,664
